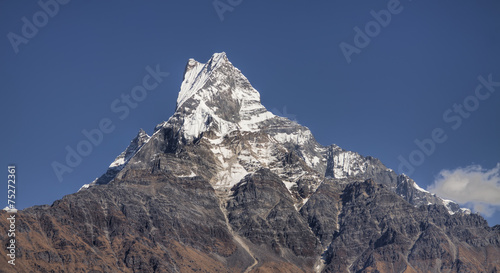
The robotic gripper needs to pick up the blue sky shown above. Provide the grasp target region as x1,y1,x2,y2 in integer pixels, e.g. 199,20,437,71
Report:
1,1,499,225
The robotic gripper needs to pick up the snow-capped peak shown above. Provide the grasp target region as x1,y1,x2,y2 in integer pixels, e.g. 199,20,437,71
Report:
168,52,274,140
177,52,228,109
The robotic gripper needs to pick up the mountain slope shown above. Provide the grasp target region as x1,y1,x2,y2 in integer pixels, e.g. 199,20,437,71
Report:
1,53,498,273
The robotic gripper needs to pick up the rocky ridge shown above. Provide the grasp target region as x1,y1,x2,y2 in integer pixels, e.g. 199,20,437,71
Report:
1,53,498,273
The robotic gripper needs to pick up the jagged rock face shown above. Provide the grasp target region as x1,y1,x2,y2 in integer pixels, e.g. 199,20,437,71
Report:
319,180,500,273
1,173,239,273
300,179,342,247
227,169,321,265
325,145,467,215
82,129,151,188
1,53,499,272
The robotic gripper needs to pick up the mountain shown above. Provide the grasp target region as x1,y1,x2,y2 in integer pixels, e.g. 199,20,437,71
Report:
1,53,499,273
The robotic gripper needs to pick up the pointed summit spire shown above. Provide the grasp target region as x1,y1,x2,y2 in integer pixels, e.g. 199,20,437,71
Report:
182,52,227,78
169,52,274,141
178,52,230,109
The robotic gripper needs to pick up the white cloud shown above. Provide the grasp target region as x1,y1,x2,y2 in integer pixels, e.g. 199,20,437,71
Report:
428,163,500,217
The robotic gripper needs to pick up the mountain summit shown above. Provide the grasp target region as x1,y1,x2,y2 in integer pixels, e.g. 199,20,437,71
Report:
88,53,469,211
169,51,275,141
2,53,499,272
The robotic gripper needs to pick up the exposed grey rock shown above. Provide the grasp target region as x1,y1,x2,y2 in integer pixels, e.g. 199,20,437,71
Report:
2,53,498,272
91,129,151,187
227,169,321,267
